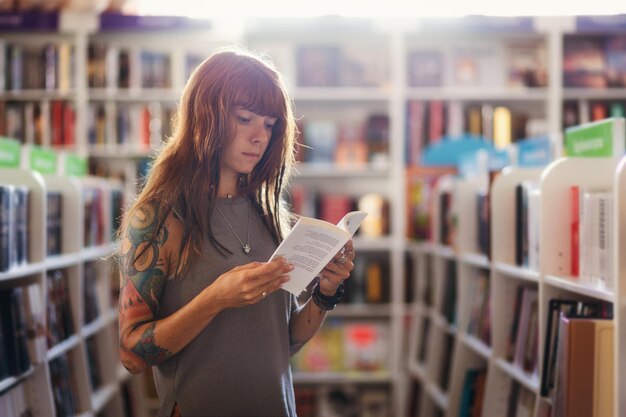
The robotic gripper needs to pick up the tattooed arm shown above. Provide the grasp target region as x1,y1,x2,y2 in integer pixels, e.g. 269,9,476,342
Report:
118,203,293,374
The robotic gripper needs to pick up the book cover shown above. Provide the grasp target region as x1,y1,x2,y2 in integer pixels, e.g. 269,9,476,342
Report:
504,39,548,88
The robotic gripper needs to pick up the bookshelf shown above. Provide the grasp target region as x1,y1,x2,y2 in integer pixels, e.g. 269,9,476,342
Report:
0,166,139,417
406,116,624,417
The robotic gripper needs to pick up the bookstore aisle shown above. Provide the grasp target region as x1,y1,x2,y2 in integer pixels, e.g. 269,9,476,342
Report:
3,7,626,417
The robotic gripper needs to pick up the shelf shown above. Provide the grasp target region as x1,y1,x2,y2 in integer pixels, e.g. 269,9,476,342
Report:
353,236,394,251
0,367,35,395
458,252,489,269
0,89,75,101
89,88,182,102
292,371,393,384
332,304,392,317
433,245,455,259
293,163,389,178
405,87,548,101
430,311,456,335
425,381,449,411
87,145,155,159
292,87,390,101
45,252,82,270
82,244,116,262
495,358,540,393
493,261,540,283
91,383,117,413
81,314,111,339
0,261,45,282
563,88,626,100
459,333,492,360
408,362,427,381
47,334,81,361
544,274,614,302
405,240,432,253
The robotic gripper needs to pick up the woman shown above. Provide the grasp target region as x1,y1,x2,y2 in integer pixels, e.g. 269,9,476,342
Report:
117,46,355,417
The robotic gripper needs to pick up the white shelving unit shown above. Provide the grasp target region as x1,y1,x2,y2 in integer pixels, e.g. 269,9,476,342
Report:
0,166,135,417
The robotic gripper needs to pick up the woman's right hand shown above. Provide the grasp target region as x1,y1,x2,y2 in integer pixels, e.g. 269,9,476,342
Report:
208,257,293,309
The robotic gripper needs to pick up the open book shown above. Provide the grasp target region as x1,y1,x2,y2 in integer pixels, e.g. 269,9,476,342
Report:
270,211,368,296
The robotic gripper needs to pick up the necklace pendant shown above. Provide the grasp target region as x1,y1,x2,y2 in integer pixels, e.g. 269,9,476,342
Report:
243,244,251,254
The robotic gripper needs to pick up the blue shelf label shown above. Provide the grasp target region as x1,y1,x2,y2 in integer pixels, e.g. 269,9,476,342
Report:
517,136,552,167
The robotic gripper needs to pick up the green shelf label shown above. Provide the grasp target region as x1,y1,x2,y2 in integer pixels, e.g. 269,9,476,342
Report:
0,137,21,168
64,153,87,176
29,146,57,174
565,119,615,157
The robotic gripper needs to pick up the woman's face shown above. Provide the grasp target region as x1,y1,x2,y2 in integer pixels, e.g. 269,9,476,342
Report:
220,106,277,181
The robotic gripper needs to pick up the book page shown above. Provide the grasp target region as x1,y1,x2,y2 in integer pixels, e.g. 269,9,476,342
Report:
271,211,367,295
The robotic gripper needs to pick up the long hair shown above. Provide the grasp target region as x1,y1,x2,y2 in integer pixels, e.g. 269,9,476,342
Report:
118,46,297,276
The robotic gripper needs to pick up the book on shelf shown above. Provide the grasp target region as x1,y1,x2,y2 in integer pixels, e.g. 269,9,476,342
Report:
458,368,487,417
0,185,29,272
22,282,47,366
438,332,455,391
0,287,31,377
296,45,341,87
334,121,368,165
344,254,390,305
270,210,367,296
407,49,444,87
47,190,63,256
46,269,75,348
450,42,505,87
357,193,389,238
563,36,606,88
553,316,614,417
540,298,612,398
605,35,626,87
503,39,548,88
49,353,80,416
338,45,389,88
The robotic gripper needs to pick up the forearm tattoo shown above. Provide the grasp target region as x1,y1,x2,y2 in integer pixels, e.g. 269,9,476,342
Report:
119,204,172,365
131,323,173,365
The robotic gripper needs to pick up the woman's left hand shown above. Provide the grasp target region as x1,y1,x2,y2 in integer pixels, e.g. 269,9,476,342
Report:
318,239,355,296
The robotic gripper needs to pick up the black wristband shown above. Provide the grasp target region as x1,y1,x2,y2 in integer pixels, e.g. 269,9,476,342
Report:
311,281,345,311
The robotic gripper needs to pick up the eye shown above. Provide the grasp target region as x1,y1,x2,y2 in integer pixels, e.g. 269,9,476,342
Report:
237,116,251,124
265,122,275,131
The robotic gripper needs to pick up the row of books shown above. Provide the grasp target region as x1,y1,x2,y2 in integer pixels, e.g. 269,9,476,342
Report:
514,182,541,270
563,35,626,88
87,101,174,148
295,385,390,417
506,286,539,375
89,42,173,89
88,42,207,90
458,367,487,417
85,336,103,391
407,39,547,88
84,261,101,324
291,319,389,373
415,318,456,392
49,352,80,417
295,44,389,88
0,100,76,147
46,269,75,348
0,382,31,417
0,41,73,92
83,186,122,248
289,189,390,239
406,101,536,165
570,186,613,289
466,272,491,346
0,286,33,380
0,185,29,272
563,100,626,129
344,254,390,305
541,298,613,417
296,114,389,166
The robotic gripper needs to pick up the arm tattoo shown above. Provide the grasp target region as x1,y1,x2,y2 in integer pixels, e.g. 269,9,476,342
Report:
120,204,169,315
131,323,173,365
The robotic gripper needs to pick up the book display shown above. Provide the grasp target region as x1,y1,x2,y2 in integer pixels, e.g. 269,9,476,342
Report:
407,118,625,417
4,9,626,417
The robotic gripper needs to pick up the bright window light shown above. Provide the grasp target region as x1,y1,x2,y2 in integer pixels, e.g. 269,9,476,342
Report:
137,0,626,18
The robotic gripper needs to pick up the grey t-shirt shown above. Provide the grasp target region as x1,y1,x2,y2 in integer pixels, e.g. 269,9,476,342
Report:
153,196,298,417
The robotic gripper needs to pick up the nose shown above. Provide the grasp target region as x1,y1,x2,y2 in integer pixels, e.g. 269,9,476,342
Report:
251,120,270,144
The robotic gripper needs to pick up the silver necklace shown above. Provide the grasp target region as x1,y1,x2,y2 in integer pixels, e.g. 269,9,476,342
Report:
215,196,251,255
